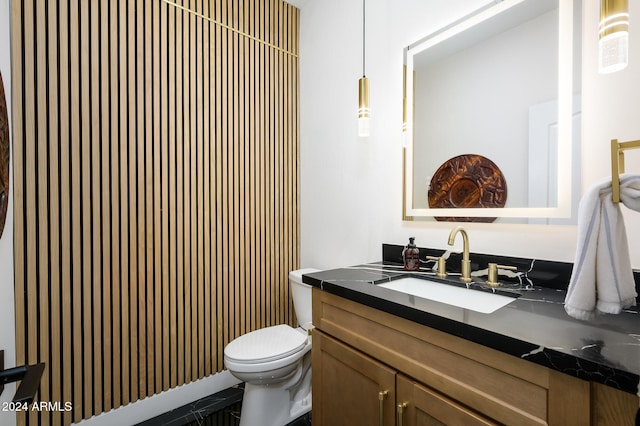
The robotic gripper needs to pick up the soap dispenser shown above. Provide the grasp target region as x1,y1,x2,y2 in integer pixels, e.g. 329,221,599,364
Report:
403,237,420,271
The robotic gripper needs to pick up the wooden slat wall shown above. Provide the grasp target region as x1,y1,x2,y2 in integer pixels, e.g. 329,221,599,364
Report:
11,1,299,424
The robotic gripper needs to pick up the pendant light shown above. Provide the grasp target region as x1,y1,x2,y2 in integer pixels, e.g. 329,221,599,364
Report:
599,0,629,74
358,0,370,137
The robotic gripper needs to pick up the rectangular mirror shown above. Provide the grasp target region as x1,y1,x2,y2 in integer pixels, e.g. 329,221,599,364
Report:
403,0,581,223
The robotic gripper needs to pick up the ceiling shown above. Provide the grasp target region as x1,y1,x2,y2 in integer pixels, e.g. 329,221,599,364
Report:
284,0,308,9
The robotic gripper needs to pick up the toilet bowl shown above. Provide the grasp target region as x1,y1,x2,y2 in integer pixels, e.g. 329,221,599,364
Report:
224,268,318,426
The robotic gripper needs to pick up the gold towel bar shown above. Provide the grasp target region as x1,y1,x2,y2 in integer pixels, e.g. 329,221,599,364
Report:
611,138,640,203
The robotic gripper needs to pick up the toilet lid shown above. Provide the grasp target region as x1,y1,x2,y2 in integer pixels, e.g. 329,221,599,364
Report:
224,324,308,364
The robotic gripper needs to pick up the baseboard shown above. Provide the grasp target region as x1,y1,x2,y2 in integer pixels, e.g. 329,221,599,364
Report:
73,371,241,426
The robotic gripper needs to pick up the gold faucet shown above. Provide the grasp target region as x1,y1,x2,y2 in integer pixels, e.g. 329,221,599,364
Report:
447,226,472,283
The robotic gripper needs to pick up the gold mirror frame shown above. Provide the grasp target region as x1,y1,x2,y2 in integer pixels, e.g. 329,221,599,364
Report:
402,0,579,222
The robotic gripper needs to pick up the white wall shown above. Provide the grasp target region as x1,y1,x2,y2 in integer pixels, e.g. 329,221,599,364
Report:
299,0,640,270
0,0,16,424
582,0,640,264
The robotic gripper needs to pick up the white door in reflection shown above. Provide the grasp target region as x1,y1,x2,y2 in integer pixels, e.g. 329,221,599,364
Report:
528,96,581,225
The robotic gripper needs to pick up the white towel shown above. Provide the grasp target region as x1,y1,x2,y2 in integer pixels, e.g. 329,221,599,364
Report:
564,174,640,320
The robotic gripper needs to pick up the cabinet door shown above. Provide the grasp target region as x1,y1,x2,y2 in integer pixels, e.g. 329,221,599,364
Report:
312,330,396,426
396,374,497,426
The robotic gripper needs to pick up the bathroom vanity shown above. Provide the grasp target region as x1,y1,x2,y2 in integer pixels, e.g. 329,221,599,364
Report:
305,250,640,425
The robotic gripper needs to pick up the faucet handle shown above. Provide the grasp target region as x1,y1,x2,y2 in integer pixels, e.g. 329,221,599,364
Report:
426,256,447,278
486,263,517,288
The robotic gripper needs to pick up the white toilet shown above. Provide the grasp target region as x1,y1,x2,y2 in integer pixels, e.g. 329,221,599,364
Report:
224,268,318,426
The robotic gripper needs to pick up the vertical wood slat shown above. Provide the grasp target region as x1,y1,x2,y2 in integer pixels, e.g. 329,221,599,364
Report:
90,0,103,416
99,0,112,412
127,0,139,403
151,0,163,396
175,0,185,387
59,0,73,422
134,0,146,402
35,2,50,425
220,0,229,364
247,0,256,335
118,0,131,407
47,2,63,424
69,0,83,422
80,0,93,418
181,0,191,385
109,0,122,411
195,0,205,380
168,0,178,390
257,0,266,331
23,2,37,426
160,0,171,392
189,0,196,382
203,0,212,378
12,1,299,424
214,0,224,373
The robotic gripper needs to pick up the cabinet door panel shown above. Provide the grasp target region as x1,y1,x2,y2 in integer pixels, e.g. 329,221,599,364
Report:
397,374,497,426
312,330,396,426
590,381,638,426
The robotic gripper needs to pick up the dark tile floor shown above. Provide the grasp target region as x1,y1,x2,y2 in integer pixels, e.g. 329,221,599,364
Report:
137,383,311,426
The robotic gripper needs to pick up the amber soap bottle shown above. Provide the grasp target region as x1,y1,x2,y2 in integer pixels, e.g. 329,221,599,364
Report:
403,237,420,271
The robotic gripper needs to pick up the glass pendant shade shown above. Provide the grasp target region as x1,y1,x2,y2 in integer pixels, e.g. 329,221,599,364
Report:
358,77,370,137
599,0,629,74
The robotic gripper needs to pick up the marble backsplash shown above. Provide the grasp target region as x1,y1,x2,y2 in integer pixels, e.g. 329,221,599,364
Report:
382,243,640,298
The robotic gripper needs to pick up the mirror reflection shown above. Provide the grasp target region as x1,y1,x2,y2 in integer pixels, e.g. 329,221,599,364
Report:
403,0,581,223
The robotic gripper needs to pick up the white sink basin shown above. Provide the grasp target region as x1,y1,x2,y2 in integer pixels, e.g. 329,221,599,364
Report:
377,277,518,314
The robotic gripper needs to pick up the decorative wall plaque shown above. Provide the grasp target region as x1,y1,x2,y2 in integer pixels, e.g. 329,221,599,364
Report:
428,154,507,223
0,72,9,239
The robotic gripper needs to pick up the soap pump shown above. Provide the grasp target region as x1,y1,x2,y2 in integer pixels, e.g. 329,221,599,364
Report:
403,237,420,271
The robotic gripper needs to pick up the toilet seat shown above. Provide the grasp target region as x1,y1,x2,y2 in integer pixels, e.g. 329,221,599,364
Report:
224,324,308,365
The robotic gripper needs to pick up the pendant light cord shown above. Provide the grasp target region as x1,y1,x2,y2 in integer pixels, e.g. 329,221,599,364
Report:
362,0,366,77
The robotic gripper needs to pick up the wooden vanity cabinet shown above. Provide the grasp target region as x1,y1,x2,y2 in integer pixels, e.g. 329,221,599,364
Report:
312,288,639,426
312,330,396,426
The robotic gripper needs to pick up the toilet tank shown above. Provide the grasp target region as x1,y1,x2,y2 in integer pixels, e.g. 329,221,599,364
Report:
289,268,318,331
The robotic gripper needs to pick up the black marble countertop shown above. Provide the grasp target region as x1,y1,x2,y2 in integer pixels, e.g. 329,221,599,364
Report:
303,253,640,397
